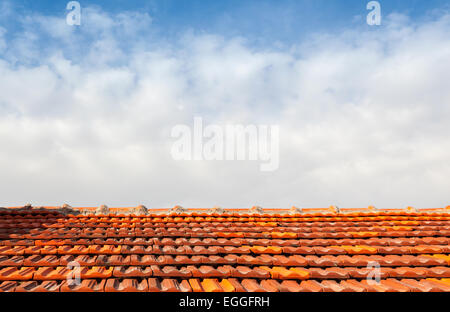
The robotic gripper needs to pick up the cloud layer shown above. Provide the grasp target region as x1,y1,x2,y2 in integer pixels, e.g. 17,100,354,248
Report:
0,6,449,208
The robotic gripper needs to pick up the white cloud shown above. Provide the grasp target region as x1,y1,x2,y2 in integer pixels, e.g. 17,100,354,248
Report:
0,8,449,208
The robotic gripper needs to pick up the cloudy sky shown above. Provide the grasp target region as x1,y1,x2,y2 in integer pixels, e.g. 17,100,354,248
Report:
0,0,449,209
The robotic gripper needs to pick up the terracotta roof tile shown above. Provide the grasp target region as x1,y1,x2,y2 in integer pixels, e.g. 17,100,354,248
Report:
15,280,62,292
321,280,354,292
422,279,450,291
0,255,24,267
0,281,17,292
202,278,224,292
397,278,440,292
2,206,450,291
104,278,148,292
61,279,106,292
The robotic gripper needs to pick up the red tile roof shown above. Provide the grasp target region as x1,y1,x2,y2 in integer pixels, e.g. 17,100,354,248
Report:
1,205,450,292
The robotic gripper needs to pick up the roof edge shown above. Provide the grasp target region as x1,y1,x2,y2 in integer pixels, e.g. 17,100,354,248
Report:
1,205,450,216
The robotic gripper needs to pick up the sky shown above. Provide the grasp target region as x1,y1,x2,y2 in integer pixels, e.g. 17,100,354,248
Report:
0,0,449,209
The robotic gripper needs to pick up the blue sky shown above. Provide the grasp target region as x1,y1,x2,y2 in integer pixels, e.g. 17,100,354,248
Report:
3,0,450,46
0,1,450,208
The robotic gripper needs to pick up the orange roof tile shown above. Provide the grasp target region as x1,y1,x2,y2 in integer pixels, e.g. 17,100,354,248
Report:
1,205,450,292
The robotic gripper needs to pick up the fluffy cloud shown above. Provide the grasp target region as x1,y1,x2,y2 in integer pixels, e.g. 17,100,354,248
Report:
0,6,449,208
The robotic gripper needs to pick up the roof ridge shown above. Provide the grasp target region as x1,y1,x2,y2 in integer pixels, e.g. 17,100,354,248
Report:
1,205,449,216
